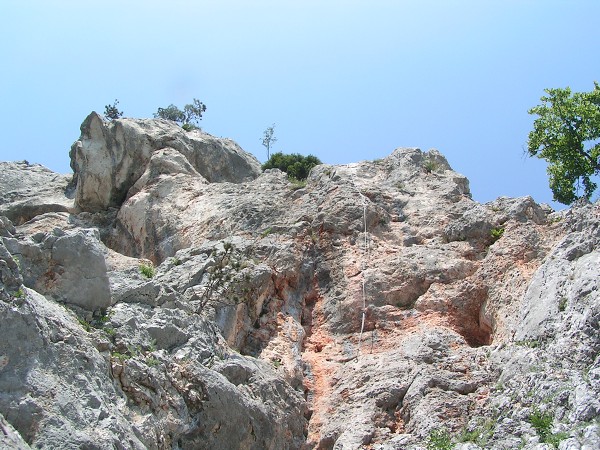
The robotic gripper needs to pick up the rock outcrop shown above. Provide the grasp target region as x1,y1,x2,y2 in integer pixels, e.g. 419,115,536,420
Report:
70,112,262,212
0,113,598,449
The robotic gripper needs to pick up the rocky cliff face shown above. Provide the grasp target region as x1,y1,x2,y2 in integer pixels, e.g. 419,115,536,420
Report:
1,112,598,449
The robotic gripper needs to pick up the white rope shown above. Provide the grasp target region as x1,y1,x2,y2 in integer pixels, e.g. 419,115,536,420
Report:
355,185,369,360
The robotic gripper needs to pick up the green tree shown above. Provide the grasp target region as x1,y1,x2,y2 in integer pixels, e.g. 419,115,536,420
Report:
527,83,600,204
154,104,185,123
154,98,206,130
262,152,322,181
261,124,277,160
104,99,123,120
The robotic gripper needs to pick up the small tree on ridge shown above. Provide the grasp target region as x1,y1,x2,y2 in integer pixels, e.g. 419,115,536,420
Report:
261,124,277,160
104,99,123,120
154,98,206,131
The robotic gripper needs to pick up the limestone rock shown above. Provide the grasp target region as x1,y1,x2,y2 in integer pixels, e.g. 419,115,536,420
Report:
0,161,73,225
4,228,111,312
0,226,22,302
71,112,261,212
0,412,30,449
1,113,599,449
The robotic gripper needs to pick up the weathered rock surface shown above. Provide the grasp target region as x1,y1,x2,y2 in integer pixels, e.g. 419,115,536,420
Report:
0,114,598,449
70,112,261,212
4,227,111,312
0,161,73,225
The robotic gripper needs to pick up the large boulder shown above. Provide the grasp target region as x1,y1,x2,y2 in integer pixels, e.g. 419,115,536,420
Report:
4,228,111,312
0,161,73,225
70,112,262,212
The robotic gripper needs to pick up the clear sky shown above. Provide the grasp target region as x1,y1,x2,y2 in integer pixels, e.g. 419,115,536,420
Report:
1,1,599,209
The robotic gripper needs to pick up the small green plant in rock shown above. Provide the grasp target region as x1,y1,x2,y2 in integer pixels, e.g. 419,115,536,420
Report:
490,227,505,242
77,317,92,332
427,429,453,450
457,419,496,446
13,287,24,298
139,263,155,278
529,408,566,446
146,357,159,367
111,351,130,362
261,227,273,238
289,177,307,190
127,344,142,358
457,428,480,443
546,432,569,448
147,339,157,352
515,339,541,348
104,327,116,337
423,159,440,174
558,297,568,312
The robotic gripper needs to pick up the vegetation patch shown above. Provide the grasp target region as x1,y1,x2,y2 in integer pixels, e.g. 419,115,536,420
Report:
423,159,441,174
427,429,453,450
490,227,505,242
529,409,567,447
139,263,155,278
262,152,322,181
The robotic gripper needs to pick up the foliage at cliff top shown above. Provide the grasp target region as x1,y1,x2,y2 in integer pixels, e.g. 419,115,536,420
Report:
154,98,206,131
527,82,600,204
261,152,322,181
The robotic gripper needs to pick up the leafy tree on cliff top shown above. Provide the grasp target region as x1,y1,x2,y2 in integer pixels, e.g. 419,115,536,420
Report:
527,82,600,204
262,152,322,181
154,98,206,131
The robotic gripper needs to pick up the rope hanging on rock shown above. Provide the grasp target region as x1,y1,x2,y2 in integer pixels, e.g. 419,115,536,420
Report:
356,187,369,359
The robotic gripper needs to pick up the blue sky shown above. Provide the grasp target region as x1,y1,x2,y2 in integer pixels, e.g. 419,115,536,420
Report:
1,1,599,209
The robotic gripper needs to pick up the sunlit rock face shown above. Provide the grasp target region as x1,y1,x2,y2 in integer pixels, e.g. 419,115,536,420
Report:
70,111,261,212
0,113,598,449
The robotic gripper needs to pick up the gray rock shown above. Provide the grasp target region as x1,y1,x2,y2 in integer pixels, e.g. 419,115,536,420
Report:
71,112,261,212
5,228,111,312
0,237,22,301
0,161,73,225
0,288,147,449
0,412,31,449
2,112,599,449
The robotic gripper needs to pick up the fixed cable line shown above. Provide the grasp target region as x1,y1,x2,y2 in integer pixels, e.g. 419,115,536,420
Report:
353,178,370,360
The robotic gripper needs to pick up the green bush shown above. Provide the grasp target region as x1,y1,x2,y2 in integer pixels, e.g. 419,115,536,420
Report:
262,152,322,181
423,159,440,173
490,227,505,242
104,99,123,120
139,263,155,278
529,409,566,446
154,98,206,130
427,429,453,450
